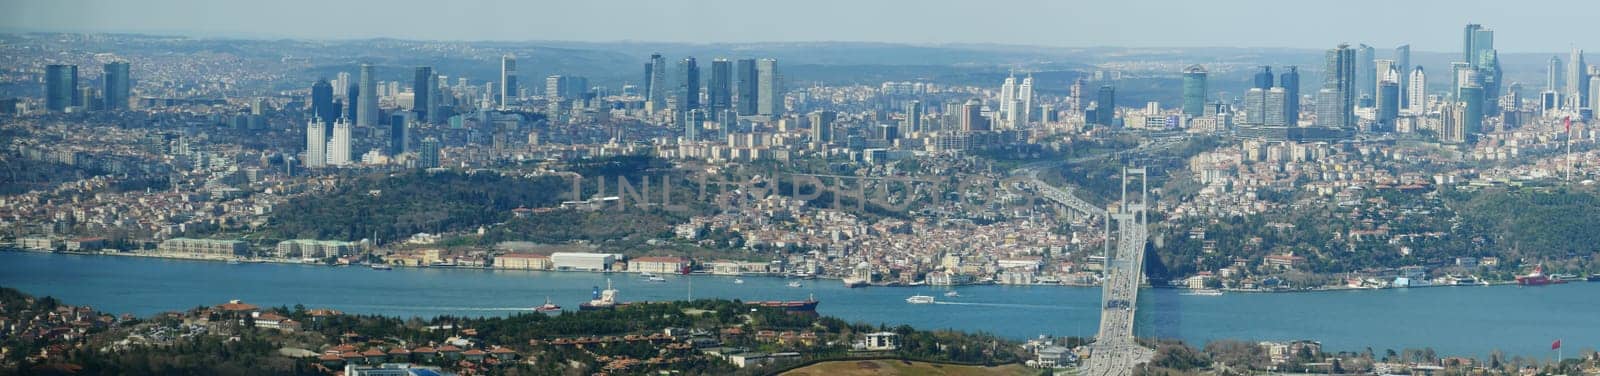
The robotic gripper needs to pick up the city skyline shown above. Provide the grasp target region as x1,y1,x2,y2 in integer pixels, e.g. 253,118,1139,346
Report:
5,0,1600,54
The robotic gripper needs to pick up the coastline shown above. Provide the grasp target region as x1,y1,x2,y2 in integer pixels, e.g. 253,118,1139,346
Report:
3,248,1579,294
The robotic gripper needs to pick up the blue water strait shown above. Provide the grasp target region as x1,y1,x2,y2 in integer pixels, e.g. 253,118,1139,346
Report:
2,251,1595,358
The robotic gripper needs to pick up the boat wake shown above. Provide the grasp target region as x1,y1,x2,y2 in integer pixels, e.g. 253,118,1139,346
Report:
931,301,1074,310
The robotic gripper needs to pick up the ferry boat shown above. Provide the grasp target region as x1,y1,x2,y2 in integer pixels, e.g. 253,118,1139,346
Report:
842,277,868,288
745,295,820,313
1515,265,1568,286
533,297,562,313
787,281,803,288
906,295,936,304
369,263,393,270
1181,289,1225,296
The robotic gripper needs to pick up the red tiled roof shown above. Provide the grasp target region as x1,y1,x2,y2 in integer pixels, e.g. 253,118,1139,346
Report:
490,347,516,354
462,349,487,356
361,349,387,356
412,347,437,353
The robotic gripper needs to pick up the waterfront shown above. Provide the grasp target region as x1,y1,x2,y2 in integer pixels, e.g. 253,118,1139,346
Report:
1,251,1596,358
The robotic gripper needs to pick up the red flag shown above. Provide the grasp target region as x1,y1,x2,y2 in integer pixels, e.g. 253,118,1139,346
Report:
1552,339,1562,350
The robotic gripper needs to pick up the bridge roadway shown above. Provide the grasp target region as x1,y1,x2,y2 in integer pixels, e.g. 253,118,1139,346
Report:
1082,213,1153,376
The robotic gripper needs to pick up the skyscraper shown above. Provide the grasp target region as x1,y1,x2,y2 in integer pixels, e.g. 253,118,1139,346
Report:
311,79,336,126
304,118,326,168
905,100,924,133
707,59,732,114
1570,49,1588,109
1324,44,1356,129
1356,44,1376,100
344,80,359,124
809,110,835,143
676,57,701,126
1244,88,1266,125
1265,87,1288,126
358,64,378,128
1459,84,1484,140
1407,67,1427,114
735,58,758,116
44,64,77,112
1019,75,1035,124
1281,66,1300,126
329,118,353,166
1462,24,1484,66
646,53,668,113
1590,74,1600,111
1182,65,1207,117
961,99,986,132
1315,88,1343,129
103,61,130,110
391,120,409,155
418,137,441,169
1376,77,1400,131
1395,45,1411,109
757,59,781,117
1253,66,1274,89
999,74,1017,118
1548,55,1564,92
500,54,518,106
413,67,432,120
1095,85,1116,127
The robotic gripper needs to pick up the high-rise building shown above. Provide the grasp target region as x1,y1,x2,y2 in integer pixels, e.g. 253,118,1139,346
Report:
1182,65,1208,117
1315,88,1341,129
809,110,835,143
1570,49,1588,109
1281,66,1300,126
1265,87,1288,126
1095,85,1116,126
1376,78,1400,131
904,100,924,133
418,137,441,169
1252,66,1273,89
344,79,360,123
999,75,1017,119
357,64,378,128
1548,56,1565,92
961,99,986,132
676,57,701,126
305,118,327,168
735,58,758,116
311,79,337,126
1019,75,1035,124
1459,84,1484,140
1463,24,1484,66
1069,78,1086,111
1243,88,1266,125
707,59,732,113
1324,44,1356,129
391,120,409,155
103,61,130,110
1395,45,1411,109
1407,67,1427,114
1590,74,1600,111
329,118,353,166
44,64,77,112
647,53,668,113
500,54,518,106
1356,44,1377,100
757,59,782,117
413,67,432,120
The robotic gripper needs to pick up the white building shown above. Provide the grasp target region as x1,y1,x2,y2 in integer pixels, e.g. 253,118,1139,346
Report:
328,118,352,166
550,252,616,271
305,119,326,168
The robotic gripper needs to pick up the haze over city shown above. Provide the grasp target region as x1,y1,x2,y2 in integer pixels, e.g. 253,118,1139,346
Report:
4,0,1600,53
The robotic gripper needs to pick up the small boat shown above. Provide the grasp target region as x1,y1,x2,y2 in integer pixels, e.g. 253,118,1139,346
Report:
906,295,936,304
227,259,242,265
787,281,803,288
1588,274,1600,282
370,264,393,270
640,272,656,278
1181,289,1224,296
534,297,562,313
646,276,667,283
733,279,745,284
944,290,960,298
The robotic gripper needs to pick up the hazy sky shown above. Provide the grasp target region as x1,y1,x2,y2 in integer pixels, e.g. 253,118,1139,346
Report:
3,0,1596,53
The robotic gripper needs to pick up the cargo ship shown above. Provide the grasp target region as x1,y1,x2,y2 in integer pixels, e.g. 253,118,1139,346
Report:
579,279,632,311
1515,265,1568,286
745,294,820,313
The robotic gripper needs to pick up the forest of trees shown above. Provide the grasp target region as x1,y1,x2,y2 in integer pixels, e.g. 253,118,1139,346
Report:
258,169,567,243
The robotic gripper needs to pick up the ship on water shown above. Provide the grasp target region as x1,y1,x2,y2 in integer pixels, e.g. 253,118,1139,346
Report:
745,294,820,313
534,297,562,313
1515,265,1568,286
842,277,867,288
579,279,624,311
906,295,935,304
